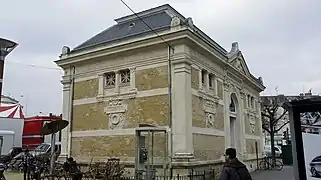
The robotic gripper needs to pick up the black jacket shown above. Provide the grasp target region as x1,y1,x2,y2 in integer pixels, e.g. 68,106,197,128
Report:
219,158,252,180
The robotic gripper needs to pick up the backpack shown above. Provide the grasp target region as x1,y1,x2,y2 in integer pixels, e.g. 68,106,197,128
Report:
234,167,252,180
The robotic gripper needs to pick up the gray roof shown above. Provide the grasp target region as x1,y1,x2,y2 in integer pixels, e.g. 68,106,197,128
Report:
69,4,264,87
72,4,180,52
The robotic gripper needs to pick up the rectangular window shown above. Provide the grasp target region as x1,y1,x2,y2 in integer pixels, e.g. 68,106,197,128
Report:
247,95,251,108
209,73,214,89
251,97,254,109
120,69,130,86
201,70,206,85
105,72,116,87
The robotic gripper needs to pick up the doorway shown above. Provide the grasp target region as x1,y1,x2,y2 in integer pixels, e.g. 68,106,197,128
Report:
229,94,239,150
230,116,236,148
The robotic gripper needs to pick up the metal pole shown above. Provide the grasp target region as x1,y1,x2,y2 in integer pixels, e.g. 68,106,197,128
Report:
0,53,5,105
167,45,174,176
50,133,56,175
147,130,150,180
151,132,154,166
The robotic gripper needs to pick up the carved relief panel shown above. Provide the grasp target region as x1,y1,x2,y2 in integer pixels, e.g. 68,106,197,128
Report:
104,99,128,129
203,99,216,128
249,114,256,134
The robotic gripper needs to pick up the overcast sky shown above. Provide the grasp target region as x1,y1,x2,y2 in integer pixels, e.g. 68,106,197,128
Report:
1,0,320,116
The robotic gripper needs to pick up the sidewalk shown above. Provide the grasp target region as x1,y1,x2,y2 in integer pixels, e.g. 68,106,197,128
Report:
251,166,294,180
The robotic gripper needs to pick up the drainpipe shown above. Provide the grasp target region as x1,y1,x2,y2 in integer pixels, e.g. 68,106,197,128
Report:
67,66,75,157
168,45,173,174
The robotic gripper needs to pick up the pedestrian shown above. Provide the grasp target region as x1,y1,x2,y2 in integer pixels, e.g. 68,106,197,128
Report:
219,148,252,180
63,157,83,180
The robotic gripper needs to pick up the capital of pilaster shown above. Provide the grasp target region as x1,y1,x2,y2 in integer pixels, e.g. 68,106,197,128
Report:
171,56,192,66
223,81,230,92
129,67,136,72
173,60,192,74
61,79,72,91
61,78,71,85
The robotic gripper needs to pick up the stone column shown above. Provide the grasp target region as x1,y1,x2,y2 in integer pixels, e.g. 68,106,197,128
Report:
204,71,209,92
223,81,231,149
115,71,120,93
98,73,104,97
59,77,72,160
129,67,136,91
172,60,193,158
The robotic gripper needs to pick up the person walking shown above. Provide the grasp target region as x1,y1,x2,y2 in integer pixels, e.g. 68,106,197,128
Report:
219,148,252,180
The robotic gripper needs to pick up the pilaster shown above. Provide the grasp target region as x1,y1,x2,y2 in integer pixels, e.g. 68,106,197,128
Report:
257,99,264,154
239,91,246,154
223,81,231,149
59,78,72,160
172,59,193,158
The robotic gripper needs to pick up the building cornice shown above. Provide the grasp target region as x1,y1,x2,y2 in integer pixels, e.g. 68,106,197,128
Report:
56,27,264,92
55,28,189,67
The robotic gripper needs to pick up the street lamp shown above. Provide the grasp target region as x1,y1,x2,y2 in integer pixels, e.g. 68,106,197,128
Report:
0,38,18,104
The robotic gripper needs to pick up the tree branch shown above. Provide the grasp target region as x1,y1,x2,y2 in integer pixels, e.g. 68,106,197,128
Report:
261,113,270,119
275,109,288,121
262,125,271,134
275,120,290,132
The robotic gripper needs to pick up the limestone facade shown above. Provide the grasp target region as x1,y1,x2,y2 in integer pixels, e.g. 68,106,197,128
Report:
55,4,265,170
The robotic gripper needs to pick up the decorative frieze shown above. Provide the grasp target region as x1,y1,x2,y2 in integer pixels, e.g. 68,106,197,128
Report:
97,90,137,103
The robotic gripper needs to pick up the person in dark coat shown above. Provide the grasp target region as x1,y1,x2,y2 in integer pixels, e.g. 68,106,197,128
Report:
219,148,252,180
63,157,82,180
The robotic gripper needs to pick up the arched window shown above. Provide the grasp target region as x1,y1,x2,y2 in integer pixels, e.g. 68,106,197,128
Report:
230,97,236,112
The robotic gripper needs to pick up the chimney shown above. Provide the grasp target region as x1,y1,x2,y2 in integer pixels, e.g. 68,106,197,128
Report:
230,42,239,54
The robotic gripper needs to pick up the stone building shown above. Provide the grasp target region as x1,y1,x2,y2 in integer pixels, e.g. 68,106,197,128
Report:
55,4,265,172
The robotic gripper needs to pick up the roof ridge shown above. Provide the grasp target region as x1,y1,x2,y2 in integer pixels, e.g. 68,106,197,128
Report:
115,4,185,24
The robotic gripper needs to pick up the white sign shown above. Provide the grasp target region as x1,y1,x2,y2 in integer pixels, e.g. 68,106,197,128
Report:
303,132,321,179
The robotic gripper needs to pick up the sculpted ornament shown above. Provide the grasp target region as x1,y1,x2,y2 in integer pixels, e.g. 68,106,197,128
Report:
108,113,124,129
205,113,215,128
203,99,216,114
104,99,128,129
223,80,230,92
249,115,256,133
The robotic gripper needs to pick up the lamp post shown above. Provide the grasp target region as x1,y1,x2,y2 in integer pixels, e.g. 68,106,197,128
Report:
0,38,18,105
20,95,28,116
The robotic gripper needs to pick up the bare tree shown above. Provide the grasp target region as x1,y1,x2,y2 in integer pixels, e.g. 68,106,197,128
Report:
261,95,288,163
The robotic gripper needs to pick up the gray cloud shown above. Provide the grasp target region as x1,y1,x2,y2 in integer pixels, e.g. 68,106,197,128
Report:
1,0,321,115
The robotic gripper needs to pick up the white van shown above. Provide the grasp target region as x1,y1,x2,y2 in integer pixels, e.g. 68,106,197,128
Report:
264,145,282,157
0,130,15,156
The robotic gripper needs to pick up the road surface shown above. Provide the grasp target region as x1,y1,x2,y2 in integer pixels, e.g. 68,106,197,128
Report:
252,166,294,180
